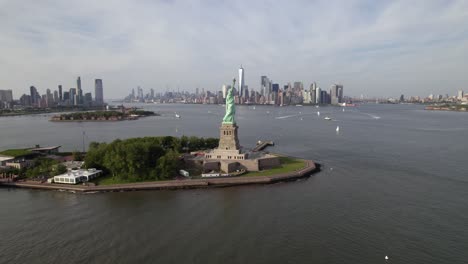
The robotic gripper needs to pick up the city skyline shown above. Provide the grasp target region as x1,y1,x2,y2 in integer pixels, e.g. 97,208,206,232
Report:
1,1,467,98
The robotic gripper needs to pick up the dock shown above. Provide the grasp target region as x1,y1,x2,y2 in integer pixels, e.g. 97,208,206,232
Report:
253,141,274,152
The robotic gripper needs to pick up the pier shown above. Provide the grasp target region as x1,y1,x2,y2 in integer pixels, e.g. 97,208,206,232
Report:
253,141,274,152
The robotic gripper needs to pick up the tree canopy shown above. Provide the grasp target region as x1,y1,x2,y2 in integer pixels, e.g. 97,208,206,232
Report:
84,136,218,181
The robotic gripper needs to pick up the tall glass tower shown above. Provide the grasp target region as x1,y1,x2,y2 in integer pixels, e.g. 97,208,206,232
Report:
238,66,245,98
95,79,104,105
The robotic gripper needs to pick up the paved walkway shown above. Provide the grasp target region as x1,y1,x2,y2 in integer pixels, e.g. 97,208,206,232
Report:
0,160,318,193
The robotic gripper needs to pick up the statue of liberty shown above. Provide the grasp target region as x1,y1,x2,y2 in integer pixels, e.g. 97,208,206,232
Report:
222,78,236,124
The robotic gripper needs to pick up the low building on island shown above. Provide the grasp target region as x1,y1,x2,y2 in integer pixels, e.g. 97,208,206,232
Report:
52,168,102,184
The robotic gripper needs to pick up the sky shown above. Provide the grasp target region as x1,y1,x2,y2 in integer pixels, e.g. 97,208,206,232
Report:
1,0,467,99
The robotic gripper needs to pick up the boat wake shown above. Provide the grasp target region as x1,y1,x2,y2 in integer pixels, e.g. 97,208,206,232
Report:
362,113,381,119
275,114,302,119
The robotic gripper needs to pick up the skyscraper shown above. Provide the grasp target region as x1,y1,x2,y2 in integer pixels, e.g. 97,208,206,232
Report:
222,85,228,99
95,79,104,105
69,88,77,105
316,87,322,104
77,76,82,104
261,76,272,101
310,82,317,104
58,85,63,101
238,66,245,98
330,84,344,105
46,89,53,107
30,86,40,106
53,90,59,103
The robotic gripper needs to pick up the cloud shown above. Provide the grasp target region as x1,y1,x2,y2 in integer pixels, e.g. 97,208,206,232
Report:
0,0,467,98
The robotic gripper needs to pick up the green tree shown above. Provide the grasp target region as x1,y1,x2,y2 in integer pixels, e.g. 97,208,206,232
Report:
72,151,84,161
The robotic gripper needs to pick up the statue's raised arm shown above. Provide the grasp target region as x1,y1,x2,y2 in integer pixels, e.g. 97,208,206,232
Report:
222,78,236,124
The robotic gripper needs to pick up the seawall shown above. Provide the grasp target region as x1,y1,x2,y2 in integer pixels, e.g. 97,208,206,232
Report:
0,160,319,193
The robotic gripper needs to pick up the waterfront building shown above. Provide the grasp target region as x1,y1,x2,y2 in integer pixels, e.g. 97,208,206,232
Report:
303,90,311,104
330,84,344,105
53,168,102,184
0,90,13,102
30,145,61,155
95,79,104,105
293,82,303,94
19,94,31,106
458,90,464,100
84,92,93,105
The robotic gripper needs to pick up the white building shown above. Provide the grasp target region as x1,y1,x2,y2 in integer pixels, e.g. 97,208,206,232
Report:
458,90,464,100
239,66,245,98
53,168,102,184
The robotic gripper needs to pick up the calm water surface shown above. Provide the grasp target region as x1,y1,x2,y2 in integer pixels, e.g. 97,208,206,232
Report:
1,104,467,264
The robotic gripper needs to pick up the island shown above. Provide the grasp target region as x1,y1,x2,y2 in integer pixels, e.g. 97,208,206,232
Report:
50,109,158,122
425,104,468,112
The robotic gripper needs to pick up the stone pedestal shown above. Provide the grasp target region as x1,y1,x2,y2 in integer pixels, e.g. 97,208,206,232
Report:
204,123,247,161
218,123,240,151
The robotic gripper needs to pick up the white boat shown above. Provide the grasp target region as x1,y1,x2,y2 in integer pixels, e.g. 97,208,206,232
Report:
175,114,180,118
336,126,340,132
253,106,256,110
342,108,345,112
317,111,320,116
324,116,331,120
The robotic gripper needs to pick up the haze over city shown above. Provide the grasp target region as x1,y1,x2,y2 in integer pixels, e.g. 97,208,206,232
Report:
1,0,467,98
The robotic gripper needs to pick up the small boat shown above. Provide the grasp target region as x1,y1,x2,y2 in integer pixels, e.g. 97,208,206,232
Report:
324,116,331,120
175,114,180,118
342,108,345,112
317,111,320,116
336,126,340,132
253,106,256,110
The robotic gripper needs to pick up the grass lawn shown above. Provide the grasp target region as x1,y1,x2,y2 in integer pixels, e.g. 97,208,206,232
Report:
243,156,306,177
92,176,135,185
92,174,170,185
